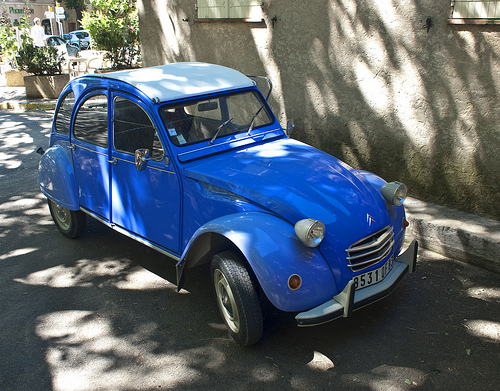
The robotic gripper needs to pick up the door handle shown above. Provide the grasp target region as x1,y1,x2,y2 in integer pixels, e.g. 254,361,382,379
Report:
107,158,117,165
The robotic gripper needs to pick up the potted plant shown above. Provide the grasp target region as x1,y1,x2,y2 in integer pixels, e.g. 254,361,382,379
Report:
17,40,69,99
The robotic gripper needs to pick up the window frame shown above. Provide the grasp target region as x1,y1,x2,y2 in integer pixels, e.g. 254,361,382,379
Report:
54,90,75,135
449,0,500,24
112,95,165,161
195,0,264,23
72,92,109,148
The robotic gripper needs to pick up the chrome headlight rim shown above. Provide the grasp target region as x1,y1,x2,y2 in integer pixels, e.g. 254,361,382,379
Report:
294,218,325,248
381,181,407,206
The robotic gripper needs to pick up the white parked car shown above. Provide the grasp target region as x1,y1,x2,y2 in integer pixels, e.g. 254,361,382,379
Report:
46,35,79,61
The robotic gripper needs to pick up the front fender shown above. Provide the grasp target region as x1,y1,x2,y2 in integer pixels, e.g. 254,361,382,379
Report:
38,144,79,210
177,212,338,312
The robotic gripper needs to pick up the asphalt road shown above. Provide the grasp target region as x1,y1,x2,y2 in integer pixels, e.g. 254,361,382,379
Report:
1,110,499,391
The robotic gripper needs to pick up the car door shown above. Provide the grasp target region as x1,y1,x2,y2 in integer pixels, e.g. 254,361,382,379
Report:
71,91,111,221
110,93,181,254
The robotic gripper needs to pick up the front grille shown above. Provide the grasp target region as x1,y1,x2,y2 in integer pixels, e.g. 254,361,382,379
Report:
346,226,394,272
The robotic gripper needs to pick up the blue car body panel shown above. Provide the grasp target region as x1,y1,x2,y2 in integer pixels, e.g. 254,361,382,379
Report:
38,63,417,332
39,144,79,210
177,212,338,311
182,137,405,291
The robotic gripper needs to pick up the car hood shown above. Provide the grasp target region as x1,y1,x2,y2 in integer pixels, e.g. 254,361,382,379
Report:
184,138,390,241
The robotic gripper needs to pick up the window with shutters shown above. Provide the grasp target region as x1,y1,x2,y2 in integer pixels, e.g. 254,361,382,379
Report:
196,0,263,21
449,1,500,24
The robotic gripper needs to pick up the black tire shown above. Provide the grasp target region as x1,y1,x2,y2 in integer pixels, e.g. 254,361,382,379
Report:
48,199,86,239
211,251,263,346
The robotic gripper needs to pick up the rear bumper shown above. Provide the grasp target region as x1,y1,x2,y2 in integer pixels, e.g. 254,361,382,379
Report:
296,239,418,327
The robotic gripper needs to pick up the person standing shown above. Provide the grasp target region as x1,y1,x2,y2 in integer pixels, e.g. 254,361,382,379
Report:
30,18,47,47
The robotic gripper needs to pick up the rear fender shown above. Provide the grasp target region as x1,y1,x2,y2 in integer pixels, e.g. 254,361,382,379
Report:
38,144,79,210
176,212,338,312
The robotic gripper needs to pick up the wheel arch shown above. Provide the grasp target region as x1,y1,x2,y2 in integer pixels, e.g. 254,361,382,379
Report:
176,212,338,312
176,230,246,285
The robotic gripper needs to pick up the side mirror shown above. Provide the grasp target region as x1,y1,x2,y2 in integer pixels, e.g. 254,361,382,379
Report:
135,148,150,171
286,118,294,137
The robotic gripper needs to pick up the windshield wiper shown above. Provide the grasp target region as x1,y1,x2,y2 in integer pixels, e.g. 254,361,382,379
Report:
209,117,233,145
246,107,263,135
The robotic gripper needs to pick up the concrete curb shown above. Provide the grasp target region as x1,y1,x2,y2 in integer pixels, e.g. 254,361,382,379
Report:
405,197,500,274
0,100,56,111
0,84,58,111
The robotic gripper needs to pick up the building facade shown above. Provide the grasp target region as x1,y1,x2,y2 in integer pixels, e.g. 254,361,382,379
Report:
137,0,500,221
3,0,81,35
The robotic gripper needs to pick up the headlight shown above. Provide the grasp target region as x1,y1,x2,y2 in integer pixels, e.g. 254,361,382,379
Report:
294,218,325,247
381,182,407,206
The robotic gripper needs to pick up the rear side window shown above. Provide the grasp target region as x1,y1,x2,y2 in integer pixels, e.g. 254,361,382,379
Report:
54,91,75,135
113,97,164,159
73,94,108,147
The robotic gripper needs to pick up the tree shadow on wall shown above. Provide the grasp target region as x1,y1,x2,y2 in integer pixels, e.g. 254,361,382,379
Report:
145,0,500,220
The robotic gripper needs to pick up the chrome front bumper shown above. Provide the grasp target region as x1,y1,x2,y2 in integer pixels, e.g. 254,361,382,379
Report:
296,239,418,327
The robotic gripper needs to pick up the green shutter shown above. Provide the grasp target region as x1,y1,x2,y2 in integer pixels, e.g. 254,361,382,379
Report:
229,0,262,20
197,0,228,19
452,1,500,18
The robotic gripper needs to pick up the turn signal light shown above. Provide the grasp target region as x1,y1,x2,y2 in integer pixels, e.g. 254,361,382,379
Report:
403,217,409,229
288,274,302,290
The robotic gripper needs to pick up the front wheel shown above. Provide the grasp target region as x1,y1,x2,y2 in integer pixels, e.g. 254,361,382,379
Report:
211,251,263,346
48,199,86,239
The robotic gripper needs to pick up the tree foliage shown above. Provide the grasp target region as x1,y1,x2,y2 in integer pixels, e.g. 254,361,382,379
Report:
0,0,32,68
61,0,85,28
62,0,85,8
81,0,140,69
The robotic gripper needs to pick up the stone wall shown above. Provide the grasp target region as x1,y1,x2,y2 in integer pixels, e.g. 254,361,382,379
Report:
137,0,500,220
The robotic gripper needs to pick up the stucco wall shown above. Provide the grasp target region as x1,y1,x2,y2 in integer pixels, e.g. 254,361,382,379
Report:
137,0,500,221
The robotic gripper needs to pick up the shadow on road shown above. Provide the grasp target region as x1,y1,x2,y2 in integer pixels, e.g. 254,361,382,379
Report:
1,111,499,390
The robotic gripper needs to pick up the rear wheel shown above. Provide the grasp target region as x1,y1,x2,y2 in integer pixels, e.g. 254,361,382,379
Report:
211,251,263,346
48,199,86,239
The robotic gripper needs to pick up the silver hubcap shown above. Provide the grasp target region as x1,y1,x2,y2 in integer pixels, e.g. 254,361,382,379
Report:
214,269,240,333
52,202,71,231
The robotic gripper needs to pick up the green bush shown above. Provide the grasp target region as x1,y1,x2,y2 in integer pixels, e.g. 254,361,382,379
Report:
82,0,140,69
17,43,63,75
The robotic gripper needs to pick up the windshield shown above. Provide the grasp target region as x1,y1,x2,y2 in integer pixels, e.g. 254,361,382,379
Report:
160,90,274,147
48,37,66,45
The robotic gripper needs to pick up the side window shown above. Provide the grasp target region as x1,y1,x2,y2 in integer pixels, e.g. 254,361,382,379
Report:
54,91,75,135
113,97,164,159
73,94,108,147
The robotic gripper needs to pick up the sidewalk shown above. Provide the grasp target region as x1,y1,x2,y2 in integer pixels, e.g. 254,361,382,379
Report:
405,198,500,274
0,82,58,111
1,81,499,274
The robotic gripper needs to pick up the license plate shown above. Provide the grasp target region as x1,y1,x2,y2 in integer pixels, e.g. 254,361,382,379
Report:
353,256,394,290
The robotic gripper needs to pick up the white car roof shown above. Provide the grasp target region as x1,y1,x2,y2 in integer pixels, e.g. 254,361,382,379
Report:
93,62,254,103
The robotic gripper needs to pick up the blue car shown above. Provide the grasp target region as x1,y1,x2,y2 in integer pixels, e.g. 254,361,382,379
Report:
68,30,90,50
38,63,418,346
